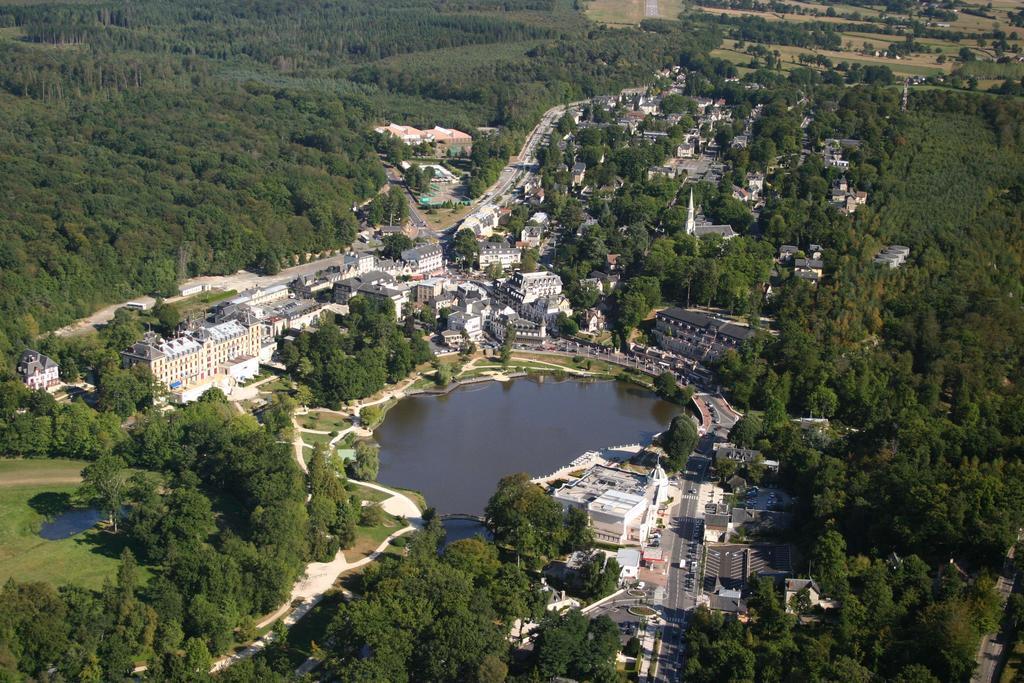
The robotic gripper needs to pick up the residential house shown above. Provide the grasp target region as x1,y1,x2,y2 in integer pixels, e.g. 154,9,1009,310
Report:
582,308,607,333
784,578,822,613
794,258,824,283
777,245,799,263
17,350,60,391
571,162,587,186
520,223,543,248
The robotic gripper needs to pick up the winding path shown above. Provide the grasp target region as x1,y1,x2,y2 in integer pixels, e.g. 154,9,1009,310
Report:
210,480,423,673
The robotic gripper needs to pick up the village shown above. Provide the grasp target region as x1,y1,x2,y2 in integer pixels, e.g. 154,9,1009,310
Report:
9,69,875,668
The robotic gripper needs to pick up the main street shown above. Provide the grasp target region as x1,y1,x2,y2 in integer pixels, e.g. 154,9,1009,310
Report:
466,99,589,219
653,454,711,681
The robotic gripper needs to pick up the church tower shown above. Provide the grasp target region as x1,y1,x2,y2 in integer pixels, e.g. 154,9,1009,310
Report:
686,187,696,236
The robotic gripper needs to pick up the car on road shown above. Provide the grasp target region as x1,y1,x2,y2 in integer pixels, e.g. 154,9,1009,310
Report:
690,488,697,494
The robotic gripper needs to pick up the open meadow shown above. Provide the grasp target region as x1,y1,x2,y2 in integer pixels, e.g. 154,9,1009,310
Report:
0,459,152,590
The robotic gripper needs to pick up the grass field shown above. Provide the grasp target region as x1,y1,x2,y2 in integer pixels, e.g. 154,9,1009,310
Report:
0,459,153,590
584,0,684,25
348,517,403,560
298,412,351,432
300,430,335,448
0,458,84,487
714,39,950,77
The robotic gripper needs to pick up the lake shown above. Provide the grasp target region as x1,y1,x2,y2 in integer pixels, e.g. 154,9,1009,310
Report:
375,377,679,515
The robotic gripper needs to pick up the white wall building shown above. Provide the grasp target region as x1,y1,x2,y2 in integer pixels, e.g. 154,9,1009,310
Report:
479,243,522,270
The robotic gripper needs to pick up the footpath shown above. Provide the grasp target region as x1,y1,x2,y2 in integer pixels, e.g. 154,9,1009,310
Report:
209,480,423,673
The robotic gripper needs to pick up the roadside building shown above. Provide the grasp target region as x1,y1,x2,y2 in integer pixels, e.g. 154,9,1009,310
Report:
652,307,754,361
400,244,444,277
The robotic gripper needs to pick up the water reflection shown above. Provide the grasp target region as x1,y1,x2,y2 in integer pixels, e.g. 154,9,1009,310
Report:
375,377,678,515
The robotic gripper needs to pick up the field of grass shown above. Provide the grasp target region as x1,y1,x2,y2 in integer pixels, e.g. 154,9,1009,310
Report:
0,458,84,486
298,412,351,432
959,60,1024,79
348,517,403,560
350,485,391,504
259,376,294,394
584,0,684,25
299,431,335,447
0,459,153,590
715,39,950,77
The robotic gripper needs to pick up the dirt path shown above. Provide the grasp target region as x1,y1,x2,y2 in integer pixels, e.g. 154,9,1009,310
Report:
0,476,82,487
210,480,423,673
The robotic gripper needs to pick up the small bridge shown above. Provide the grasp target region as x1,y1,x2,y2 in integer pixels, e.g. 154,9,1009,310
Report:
439,513,486,523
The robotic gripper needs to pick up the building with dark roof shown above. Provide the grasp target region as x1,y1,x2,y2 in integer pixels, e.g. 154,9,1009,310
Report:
652,307,755,361
17,349,60,391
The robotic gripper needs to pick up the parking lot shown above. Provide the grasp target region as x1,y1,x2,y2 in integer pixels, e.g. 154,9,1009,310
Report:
739,486,791,511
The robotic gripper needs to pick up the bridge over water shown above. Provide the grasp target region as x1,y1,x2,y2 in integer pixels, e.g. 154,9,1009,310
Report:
439,513,486,523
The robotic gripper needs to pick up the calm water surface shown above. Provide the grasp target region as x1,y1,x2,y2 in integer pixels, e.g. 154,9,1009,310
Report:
375,377,678,515
38,508,104,540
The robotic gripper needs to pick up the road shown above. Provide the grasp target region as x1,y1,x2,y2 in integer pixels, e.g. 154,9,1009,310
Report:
469,99,588,218
654,455,711,681
972,531,1021,683
383,164,428,231
53,251,363,337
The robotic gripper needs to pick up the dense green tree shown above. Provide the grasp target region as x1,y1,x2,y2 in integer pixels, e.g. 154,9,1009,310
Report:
661,414,699,471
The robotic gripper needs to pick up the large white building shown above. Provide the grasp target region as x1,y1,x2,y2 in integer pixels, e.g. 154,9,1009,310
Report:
552,464,669,545
479,243,522,270
502,271,562,305
121,320,262,403
401,244,444,277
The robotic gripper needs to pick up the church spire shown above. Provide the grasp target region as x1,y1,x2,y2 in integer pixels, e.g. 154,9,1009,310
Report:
686,187,696,236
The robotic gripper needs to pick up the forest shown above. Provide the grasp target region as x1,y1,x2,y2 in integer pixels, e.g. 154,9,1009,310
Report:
0,0,716,373
1,0,1024,679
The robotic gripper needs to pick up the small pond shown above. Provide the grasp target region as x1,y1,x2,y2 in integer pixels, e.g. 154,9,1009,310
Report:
38,507,105,540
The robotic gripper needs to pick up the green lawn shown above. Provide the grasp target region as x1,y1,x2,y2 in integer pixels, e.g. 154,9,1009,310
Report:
298,413,351,432
350,485,391,504
0,460,153,590
349,519,403,560
300,431,335,447
0,458,84,485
